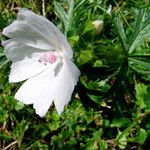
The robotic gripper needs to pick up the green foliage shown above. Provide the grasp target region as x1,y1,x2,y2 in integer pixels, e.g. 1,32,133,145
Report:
77,50,94,66
113,13,128,52
0,0,150,149
54,0,75,35
135,83,150,111
116,131,127,150
128,7,150,54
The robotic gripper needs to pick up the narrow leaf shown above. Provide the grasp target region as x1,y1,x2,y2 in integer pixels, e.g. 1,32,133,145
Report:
129,57,150,74
67,0,74,18
129,8,150,54
113,14,128,52
54,1,68,29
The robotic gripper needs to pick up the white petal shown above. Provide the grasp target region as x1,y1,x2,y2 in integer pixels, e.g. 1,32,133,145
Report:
15,68,56,117
9,57,49,83
65,58,81,82
15,58,80,117
54,59,80,114
2,8,73,59
2,39,51,62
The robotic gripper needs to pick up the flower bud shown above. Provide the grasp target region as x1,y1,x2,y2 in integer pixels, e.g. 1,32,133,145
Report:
92,20,103,34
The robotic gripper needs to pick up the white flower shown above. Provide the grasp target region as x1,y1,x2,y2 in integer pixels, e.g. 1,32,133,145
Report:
2,8,80,117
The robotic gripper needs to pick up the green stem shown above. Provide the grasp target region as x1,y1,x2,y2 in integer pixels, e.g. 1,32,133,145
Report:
117,121,137,142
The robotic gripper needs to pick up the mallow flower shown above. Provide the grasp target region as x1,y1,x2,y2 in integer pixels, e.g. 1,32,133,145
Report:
2,8,80,117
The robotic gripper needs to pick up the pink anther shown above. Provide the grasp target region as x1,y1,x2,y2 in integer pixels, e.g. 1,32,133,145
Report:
39,53,57,64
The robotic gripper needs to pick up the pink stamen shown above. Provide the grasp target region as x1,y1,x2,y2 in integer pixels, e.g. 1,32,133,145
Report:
39,53,57,65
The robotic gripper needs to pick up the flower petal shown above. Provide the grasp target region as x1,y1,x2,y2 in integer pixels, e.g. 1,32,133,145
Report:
54,59,80,114
2,8,73,59
15,58,80,117
15,68,56,117
9,56,49,83
2,39,51,62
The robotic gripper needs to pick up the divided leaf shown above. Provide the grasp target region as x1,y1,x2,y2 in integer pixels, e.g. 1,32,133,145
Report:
54,0,75,35
54,1,68,31
129,8,150,54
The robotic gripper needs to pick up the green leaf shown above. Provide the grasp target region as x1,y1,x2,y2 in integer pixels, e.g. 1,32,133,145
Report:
54,0,75,35
129,57,150,74
99,139,108,150
0,48,9,70
15,101,24,111
54,1,68,30
74,0,88,12
69,35,79,47
82,21,95,35
135,128,147,144
77,50,93,65
144,85,150,111
128,8,150,54
0,47,5,57
67,0,74,18
88,94,104,104
113,14,128,52
135,83,147,109
98,78,111,92
116,131,127,150
0,59,9,70
29,141,49,150
93,60,104,67
0,106,8,122
93,129,103,139
111,118,131,128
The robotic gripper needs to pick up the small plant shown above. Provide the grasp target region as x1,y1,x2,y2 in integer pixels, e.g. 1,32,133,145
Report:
0,0,150,149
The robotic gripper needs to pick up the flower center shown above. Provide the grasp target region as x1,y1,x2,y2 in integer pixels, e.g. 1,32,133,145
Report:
38,53,57,65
